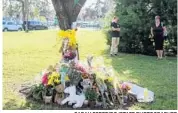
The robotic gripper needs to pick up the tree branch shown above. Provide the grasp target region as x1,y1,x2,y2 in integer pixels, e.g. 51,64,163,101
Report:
147,6,154,14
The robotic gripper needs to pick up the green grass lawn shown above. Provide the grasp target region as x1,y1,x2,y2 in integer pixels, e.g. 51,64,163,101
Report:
3,29,177,110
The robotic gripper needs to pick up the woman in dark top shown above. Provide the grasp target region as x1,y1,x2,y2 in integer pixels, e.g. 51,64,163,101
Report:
151,16,166,59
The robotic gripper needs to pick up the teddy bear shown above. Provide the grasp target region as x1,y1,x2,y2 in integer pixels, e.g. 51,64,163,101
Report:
54,84,65,104
61,85,86,108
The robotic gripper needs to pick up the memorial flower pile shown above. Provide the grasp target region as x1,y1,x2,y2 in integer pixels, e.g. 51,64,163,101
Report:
19,29,154,109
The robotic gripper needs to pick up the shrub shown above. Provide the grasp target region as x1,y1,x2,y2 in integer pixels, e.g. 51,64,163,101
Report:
104,0,177,56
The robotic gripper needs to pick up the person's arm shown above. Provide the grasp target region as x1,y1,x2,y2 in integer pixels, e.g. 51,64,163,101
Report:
112,27,120,31
111,23,120,31
117,24,120,32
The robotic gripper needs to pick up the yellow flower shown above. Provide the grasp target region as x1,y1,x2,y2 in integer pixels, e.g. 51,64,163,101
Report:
47,72,60,86
47,75,53,86
107,76,114,82
65,74,69,81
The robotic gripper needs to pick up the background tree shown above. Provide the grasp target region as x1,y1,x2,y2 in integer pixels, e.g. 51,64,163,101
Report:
3,0,21,19
78,0,112,21
29,0,55,21
16,0,29,32
3,0,55,22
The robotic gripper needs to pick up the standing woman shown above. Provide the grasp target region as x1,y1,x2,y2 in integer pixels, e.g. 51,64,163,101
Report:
110,16,120,56
151,16,166,59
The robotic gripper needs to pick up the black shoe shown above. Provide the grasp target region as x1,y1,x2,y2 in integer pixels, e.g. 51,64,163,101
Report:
114,54,118,56
110,54,114,57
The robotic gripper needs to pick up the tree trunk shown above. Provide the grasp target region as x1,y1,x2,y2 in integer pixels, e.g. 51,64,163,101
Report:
22,1,25,21
51,0,86,30
25,0,29,32
17,0,27,32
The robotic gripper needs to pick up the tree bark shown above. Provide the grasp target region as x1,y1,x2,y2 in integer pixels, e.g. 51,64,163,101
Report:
16,0,25,21
51,0,86,30
22,1,25,22
25,0,29,32
16,0,27,32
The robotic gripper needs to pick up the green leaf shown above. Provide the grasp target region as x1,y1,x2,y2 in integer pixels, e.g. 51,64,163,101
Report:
74,0,79,7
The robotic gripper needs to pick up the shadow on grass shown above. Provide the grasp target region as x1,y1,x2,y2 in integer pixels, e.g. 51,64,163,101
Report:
3,99,59,110
3,98,117,110
101,48,177,110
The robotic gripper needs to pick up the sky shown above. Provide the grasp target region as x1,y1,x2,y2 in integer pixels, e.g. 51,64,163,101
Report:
84,0,105,7
85,0,97,6
47,0,106,10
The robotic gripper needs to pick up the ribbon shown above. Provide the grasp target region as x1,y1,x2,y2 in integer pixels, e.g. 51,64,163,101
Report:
74,0,79,7
59,63,70,87
57,29,77,49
